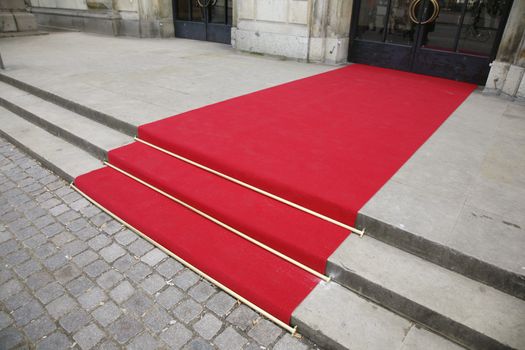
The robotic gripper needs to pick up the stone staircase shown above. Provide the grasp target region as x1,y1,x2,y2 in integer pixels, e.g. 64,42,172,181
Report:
0,75,524,350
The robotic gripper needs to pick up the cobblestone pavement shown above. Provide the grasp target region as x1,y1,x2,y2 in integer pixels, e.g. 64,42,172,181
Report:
0,137,320,350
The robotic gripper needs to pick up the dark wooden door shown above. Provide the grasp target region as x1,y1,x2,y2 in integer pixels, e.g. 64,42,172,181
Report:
173,0,232,44
349,0,513,84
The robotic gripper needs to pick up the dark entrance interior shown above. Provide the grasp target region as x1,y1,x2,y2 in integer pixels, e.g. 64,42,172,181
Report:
349,0,513,84
173,0,232,44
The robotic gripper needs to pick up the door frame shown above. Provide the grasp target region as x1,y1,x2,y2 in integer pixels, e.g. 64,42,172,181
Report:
172,0,232,44
348,0,513,84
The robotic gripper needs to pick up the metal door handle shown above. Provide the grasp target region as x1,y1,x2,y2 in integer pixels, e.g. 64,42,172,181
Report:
409,0,440,24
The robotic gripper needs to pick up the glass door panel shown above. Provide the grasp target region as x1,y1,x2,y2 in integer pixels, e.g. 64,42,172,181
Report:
386,0,416,45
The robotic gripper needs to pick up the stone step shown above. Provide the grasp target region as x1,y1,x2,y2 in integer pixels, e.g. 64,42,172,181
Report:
0,74,136,136
293,282,465,350
328,234,525,350
0,106,100,182
0,115,467,350
0,81,132,160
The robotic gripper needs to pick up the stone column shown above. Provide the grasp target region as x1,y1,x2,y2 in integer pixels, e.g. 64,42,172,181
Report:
484,0,525,99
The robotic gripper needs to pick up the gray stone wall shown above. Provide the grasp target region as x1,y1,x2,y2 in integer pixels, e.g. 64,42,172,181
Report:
231,0,353,64
484,0,525,99
28,0,174,38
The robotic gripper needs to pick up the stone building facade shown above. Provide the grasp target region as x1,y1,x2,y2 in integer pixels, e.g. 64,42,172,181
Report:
19,0,525,99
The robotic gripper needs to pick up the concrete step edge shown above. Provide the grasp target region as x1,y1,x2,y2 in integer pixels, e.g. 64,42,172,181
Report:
356,213,524,301
0,73,136,136
327,234,524,350
0,95,111,161
0,107,101,182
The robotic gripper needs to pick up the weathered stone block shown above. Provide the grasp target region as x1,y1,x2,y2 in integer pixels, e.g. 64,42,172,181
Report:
256,0,288,22
0,0,26,10
501,64,525,97
0,12,17,32
289,0,308,24
238,0,255,20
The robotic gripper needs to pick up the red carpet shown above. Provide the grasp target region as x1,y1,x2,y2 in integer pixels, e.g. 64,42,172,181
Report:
139,64,476,226
75,64,476,325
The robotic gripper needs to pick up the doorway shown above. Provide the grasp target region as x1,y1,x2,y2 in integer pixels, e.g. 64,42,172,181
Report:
173,0,232,44
348,0,513,84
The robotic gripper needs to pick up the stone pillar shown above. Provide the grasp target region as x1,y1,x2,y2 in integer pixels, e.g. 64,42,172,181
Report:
484,0,525,99
308,0,353,64
0,0,38,33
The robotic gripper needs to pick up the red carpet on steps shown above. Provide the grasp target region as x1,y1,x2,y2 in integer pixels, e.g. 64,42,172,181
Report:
139,64,477,226
75,168,320,323
108,141,349,274
75,64,476,325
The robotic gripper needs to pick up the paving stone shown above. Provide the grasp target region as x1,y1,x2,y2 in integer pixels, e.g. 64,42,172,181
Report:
141,273,166,294
36,331,72,350
0,311,13,330
4,249,30,266
13,259,42,279
214,327,248,350
23,233,47,248
33,215,55,229
156,258,184,278
4,290,33,311
96,269,123,289
12,299,44,326
128,239,154,257
87,235,111,251
59,309,91,333
101,221,122,235
108,314,144,344
40,222,63,237
70,198,90,212
90,212,111,227
43,253,68,271
112,253,136,272
13,226,38,241
49,204,68,217
206,292,236,317
273,334,309,350
45,294,77,319
0,328,26,350
35,282,65,304
226,305,257,331
173,299,203,324
109,280,135,304
78,286,107,310
73,323,105,350
189,281,216,303
66,275,94,296
23,315,56,342
75,227,98,241
114,229,137,246
56,210,80,225
53,263,81,284
92,301,122,327
99,243,126,263
33,243,56,259
123,291,154,316
141,248,167,266
184,337,214,350
157,286,184,310
247,319,283,346
98,340,120,350
174,270,200,291
0,279,23,300
84,259,110,278
61,239,88,257
62,191,81,204
127,332,161,350
193,313,222,340
25,271,53,291
51,231,75,246
144,305,173,333
72,250,98,267
160,323,192,349
80,205,100,218
127,262,152,282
